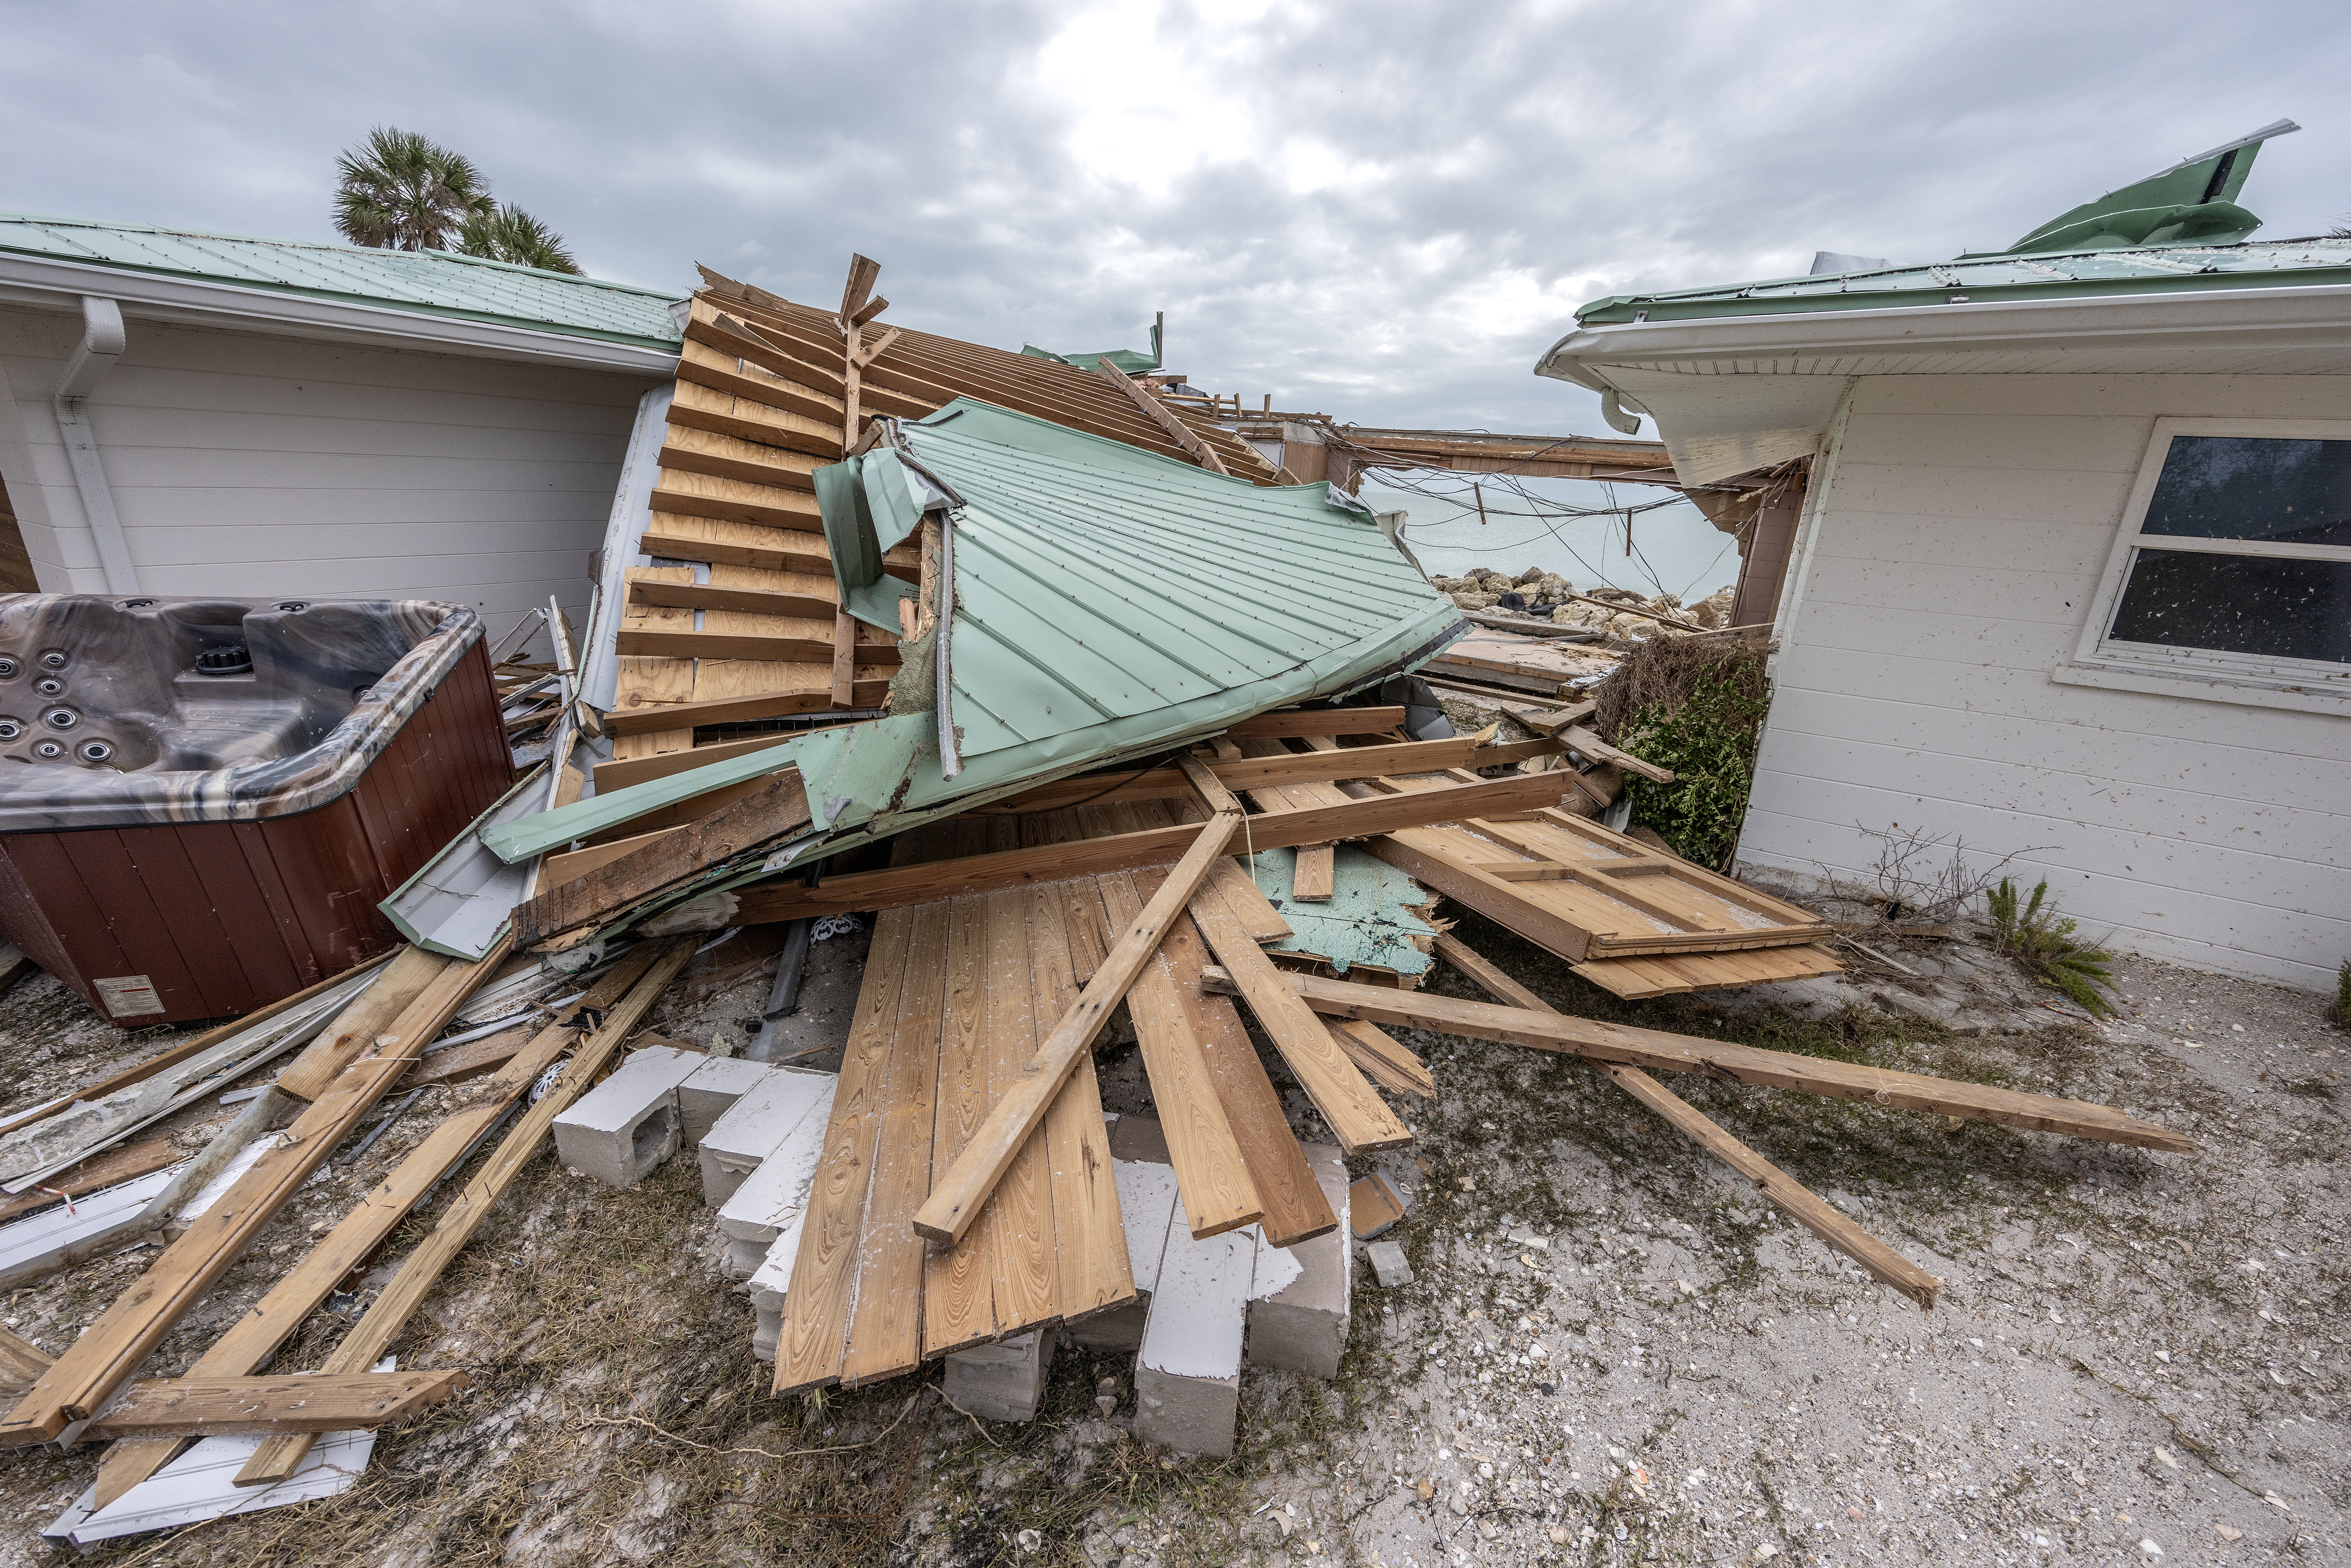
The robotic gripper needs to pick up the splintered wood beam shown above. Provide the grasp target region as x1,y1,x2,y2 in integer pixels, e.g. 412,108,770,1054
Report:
1206,961,2197,1154
614,628,899,666
232,938,696,1488
1561,725,1673,783
82,1371,469,1440
728,771,1575,925
1097,357,1228,474
0,937,513,1448
1175,753,1243,817
830,609,856,708
1223,706,1407,739
912,812,1242,1245
1291,845,1336,901
514,771,811,948
1186,884,1412,1156
837,254,881,324
628,580,838,620
980,731,1493,814
1432,934,1939,1307
0,1328,50,1396
603,684,893,738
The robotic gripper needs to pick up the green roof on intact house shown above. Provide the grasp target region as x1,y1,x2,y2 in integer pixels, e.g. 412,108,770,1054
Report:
1575,118,2351,327
0,212,687,351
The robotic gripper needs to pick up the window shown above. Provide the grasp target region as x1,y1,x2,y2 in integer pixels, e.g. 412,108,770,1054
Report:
2070,420,2351,702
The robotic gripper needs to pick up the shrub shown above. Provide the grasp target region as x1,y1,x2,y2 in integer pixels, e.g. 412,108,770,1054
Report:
1987,878,2117,1017
2332,959,2349,1030
1617,660,1769,870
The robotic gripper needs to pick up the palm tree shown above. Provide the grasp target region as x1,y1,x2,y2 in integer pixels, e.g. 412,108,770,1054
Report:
454,204,584,274
333,127,494,252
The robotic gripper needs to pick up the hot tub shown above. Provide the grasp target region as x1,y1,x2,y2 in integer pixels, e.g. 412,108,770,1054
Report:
0,597,514,1024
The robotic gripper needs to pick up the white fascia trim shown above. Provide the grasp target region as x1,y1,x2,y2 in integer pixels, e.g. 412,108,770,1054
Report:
1536,279,2351,378
0,253,680,375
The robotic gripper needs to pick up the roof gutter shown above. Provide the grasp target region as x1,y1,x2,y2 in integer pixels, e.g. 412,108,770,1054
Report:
0,253,681,375
1538,277,2351,379
51,296,139,594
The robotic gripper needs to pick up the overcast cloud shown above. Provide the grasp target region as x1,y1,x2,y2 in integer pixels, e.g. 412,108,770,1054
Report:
4,0,2346,434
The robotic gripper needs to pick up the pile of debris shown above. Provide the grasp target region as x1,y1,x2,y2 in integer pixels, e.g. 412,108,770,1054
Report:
1431,567,1735,640
0,254,2202,1545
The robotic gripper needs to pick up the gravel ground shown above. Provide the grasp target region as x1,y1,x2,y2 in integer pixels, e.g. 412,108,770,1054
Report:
0,911,2338,1567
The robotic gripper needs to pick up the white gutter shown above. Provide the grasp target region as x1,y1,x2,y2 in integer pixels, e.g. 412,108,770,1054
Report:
578,383,673,711
50,296,138,594
0,252,681,376
1537,276,2351,384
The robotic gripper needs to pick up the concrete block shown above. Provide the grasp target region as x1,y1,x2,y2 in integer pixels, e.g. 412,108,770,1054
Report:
1134,1190,1254,1458
943,1327,1058,1423
699,1066,836,1207
747,1235,792,1362
1365,1239,1414,1288
676,1056,780,1146
551,1045,704,1188
713,1080,837,1278
1247,1143,1351,1379
1064,1156,1179,1354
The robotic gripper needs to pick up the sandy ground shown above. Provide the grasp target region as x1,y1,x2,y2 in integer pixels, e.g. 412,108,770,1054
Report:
0,906,2338,1567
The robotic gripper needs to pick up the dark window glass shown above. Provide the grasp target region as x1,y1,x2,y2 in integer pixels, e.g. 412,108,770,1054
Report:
2108,550,2351,663
2143,436,2351,548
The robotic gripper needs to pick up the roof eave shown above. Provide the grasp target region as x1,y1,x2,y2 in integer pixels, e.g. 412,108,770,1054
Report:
0,252,683,374
1538,277,2351,378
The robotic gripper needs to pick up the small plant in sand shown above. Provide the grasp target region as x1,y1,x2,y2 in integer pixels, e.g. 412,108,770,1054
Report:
2332,959,2350,1030
1988,878,2117,1016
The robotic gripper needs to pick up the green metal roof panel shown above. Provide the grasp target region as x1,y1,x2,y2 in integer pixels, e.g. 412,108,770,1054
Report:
900,399,1448,760
1575,239,2351,326
0,212,686,350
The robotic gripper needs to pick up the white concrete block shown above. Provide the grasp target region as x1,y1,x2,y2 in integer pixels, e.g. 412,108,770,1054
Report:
1065,1158,1179,1354
676,1056,781,1145
699,1066,836,1207
1134,1190,1254,1458
551,1045,704,1188
1365,1239,1414,1287
713,1080,837,1278
1247,1143,1351,1379
943,1327,1058,1422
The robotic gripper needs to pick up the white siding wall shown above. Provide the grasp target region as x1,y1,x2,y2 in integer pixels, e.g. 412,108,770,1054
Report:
0,307,664,645
1742,374,2351,990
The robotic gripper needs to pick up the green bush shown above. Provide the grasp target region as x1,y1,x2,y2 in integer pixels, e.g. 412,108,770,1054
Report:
1619,662,1769,869
1987,877,2117,1016
2332,959,2349,1030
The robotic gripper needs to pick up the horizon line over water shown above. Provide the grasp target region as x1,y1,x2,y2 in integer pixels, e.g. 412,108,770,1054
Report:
1360,474,1739,604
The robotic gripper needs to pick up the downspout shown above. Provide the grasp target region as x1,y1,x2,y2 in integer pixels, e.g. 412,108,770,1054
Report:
50,297,139,594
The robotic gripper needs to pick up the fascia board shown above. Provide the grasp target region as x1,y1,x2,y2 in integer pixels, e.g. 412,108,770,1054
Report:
1537,280,2351,378
0,253,680,375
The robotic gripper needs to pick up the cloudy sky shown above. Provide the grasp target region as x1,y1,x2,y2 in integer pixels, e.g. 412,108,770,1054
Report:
5,0,2346,438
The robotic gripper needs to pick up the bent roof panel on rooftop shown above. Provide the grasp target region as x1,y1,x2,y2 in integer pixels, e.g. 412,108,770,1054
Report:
0,211,686,350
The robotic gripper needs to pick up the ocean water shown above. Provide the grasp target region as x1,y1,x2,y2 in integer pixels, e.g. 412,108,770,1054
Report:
1359,475,1740,603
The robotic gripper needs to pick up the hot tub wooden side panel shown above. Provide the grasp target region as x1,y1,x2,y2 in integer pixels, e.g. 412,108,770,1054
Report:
0,639,515,1025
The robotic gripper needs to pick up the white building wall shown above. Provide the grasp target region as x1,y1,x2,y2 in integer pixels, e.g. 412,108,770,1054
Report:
1741,373,2351,990
0,306,665,645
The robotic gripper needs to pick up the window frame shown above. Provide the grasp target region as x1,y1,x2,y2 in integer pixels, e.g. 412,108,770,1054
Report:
2066,417,2351,701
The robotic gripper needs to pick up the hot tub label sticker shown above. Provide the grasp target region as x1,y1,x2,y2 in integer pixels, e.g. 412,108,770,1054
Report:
93,974,166,1018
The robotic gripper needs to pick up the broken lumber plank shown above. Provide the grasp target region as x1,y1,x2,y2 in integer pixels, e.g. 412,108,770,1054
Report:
1433,935,1938,1307
1207,963,2196,1154
848,896,947,1379
911,811,1242,1245
232,938,694,1487
0,936,513,1447
731,772,1574,925
1291,845,1335,902
1099,872,1262,1241
614,627,900,666
603,683,891,739
1,951,395,1136
627,579,839,620
1097,358,1226,473
1185,882,1412,1157
1224,707,1406,739
980,733,1491,813
0,1139,180,1225
1148,883,1334,1248
829,609,856,708
639,527,920,582
0,1327,50,1396
593,734,808,792
513,770,811,949
275,946,451,1103
82,1371,468,1440
977,881,1059,1339
1560,725,1671,783
1325,1019,1435,1100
